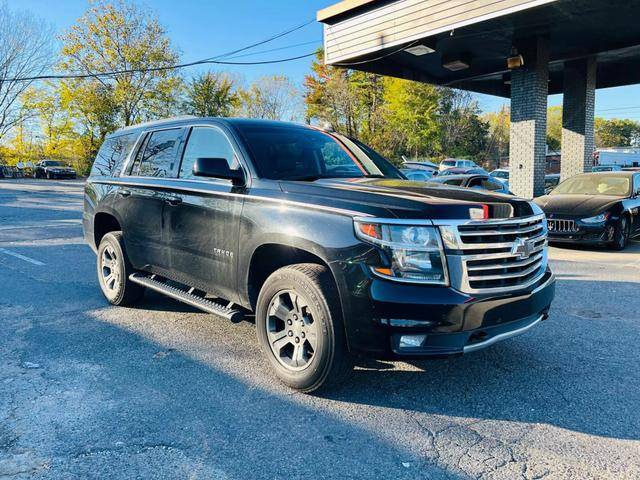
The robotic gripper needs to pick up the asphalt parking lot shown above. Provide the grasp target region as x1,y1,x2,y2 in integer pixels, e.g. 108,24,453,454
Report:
0,179,639,479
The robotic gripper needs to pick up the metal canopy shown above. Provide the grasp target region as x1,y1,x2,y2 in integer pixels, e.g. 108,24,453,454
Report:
318,0,640,97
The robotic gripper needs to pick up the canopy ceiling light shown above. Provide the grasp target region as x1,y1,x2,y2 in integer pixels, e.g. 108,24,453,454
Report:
507,47,525,69
405,43,436,56
442,54,470,71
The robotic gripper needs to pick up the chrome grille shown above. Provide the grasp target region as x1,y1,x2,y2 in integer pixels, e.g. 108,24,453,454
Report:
438,214,548,294
547,218,578,233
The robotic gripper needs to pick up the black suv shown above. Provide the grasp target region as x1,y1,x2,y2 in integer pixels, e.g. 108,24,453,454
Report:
83,117,555,392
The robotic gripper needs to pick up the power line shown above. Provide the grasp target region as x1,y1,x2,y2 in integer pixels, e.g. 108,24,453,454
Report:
205,19,315,61
0,19,317,83
224,40,321,60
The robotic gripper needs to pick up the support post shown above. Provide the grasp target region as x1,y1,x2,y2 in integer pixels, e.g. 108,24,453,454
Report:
509,37,550,199
561,58,597,180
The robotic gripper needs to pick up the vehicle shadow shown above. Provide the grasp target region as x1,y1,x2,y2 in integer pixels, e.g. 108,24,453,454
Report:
3,303,451,479
324,277,640,442
550,238,640,254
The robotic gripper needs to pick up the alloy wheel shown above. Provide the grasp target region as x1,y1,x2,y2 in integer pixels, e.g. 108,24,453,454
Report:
100,245,121,293
266,290,318,371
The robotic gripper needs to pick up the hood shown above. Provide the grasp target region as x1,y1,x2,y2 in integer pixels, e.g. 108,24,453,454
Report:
279,177,536,220
534,194,622,216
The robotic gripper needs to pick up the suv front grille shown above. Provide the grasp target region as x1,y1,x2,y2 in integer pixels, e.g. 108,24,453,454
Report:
547,218,578,233
440,214,548,294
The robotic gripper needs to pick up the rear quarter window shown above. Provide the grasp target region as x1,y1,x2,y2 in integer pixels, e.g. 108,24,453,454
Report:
90,133,139,177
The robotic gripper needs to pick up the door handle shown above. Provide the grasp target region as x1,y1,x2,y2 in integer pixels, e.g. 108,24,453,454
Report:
165,196,182,206
118,189,131,197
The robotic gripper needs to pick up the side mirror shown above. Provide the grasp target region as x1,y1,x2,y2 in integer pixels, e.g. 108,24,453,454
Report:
193,157,244,185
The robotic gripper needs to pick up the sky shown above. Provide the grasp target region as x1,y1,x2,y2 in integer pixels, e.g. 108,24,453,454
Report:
15,0,640,120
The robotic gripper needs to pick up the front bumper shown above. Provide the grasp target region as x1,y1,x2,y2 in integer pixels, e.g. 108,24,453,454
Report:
547,222,612,245
336,265,555,359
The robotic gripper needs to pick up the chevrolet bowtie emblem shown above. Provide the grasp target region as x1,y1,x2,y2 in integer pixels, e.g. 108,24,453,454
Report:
511,237,535,259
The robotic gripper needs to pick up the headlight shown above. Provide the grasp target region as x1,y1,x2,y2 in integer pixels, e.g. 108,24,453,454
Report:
581,213,610,223
354,220,448,285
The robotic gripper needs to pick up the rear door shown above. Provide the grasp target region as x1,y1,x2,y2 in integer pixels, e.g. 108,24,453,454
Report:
164,125,245,302
116,127,186,272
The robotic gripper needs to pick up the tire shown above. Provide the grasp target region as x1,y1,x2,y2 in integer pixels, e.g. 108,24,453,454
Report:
96,231,144,306
610,216,630,251
256,263,352,393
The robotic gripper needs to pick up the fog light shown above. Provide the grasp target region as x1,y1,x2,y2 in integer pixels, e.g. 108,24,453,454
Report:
399,334,427,348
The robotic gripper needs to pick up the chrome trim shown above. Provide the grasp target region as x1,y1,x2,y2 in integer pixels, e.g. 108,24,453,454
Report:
466,252,543,271
463,314,544,354
433,213,546,227
457,223,544,237
89,177,371,218
467,261,542,281
353,216,435,226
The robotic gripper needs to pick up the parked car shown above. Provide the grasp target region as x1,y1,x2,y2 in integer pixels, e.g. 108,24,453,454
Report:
622,167,640,172
439,158,479,172
428,173,512,194
84,117,555,392
535,172,640,250
544,174,561,195
401,168,433,182
490,168,509,182
35,160,77,179
439,167,487,176
592,165,622,172
402,160,438,174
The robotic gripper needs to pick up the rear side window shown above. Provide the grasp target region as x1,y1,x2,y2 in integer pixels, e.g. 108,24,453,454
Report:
90,133,138,177
134,128,184,178
179,127,236,179
481,178,504,191
442,160,455,167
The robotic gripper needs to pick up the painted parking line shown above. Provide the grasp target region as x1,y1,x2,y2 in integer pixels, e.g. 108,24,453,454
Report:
0,248,45,266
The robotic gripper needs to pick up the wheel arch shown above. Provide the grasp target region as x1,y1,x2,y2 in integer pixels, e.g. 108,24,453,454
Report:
93,210,123,249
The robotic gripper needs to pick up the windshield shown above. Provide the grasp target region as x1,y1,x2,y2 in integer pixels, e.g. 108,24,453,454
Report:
551,175,630,196
492,171,509,179
43,160,65,166
236,125,402,181
441,160,455,167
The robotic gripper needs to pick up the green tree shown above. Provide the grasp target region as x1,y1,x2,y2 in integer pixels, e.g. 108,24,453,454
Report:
594,118,640,147
379,77,440,160
183,72,237,117
59,0,181,127
546,105,562,151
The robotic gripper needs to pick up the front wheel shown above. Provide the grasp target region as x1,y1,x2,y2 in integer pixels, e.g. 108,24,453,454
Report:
610,216,630,251
256,263,352,393
97,231,144,305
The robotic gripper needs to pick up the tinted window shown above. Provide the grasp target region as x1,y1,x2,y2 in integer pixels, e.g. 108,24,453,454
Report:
236,125,401,180
180,127,237,179
634,174,640,194
481,178,505,191
90,133,138,177
444,178,464,186
441,160,455,167
44,160,65,167
136,128,183,178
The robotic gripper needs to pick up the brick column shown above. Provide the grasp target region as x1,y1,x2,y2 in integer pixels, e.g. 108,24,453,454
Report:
509,37,550,199
561,58,596,180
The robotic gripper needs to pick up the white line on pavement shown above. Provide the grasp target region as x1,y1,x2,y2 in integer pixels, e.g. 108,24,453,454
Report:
0,248,45,266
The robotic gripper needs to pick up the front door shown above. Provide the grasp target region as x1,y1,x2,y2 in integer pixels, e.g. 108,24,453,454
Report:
164,125,245,302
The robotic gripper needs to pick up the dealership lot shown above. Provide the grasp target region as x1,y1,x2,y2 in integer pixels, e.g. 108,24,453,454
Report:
0,179,639,479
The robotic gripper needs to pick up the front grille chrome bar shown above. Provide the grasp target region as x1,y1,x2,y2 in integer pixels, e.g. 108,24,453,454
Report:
436,214,548,294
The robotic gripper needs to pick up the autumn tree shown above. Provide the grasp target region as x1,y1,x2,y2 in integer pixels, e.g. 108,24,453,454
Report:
483,105,510,167
59,0,181,127
238,75,299,121
437,88,488,161
0,3,54,140
183,72,237,117
546,105,563,151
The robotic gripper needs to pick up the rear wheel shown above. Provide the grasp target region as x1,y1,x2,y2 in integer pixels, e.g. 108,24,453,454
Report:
610,216,630,250
97,231,144,305
256,263,352,393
